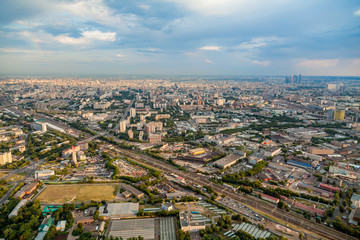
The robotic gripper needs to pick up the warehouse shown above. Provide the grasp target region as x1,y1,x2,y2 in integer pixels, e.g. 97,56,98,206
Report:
214,154,243,169
99,202,139,219
107,218,155,240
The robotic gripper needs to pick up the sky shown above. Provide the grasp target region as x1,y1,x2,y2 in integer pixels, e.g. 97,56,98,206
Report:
0,0,360,76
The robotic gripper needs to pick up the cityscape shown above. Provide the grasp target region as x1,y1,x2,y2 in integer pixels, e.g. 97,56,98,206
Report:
1,1,360,240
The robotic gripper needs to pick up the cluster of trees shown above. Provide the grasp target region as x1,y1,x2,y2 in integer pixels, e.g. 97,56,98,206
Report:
332,217,360,238
2,200,43,240
1,159,30,169
137,209,179,217
199,223,220,239
177,229,190,240
222,160,267,181
0,180,9,198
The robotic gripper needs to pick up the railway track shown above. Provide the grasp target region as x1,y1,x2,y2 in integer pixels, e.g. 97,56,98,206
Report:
115,147,357,240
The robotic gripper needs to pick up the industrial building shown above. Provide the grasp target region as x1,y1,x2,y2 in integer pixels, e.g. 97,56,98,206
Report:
189,148,206,156
99,202,139,219
14,182,39,199
260,194,279,204
107,218,155,240
214,154,243,169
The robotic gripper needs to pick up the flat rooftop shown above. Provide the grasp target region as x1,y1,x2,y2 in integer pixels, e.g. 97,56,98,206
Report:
99,202,139,218
108,218,155,240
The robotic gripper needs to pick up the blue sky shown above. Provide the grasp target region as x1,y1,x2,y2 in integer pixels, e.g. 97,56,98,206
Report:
0,0,360,76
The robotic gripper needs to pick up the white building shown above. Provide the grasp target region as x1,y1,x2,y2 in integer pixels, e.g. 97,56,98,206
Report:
130,108,136,118
56,220,67,231
0,152,12,165
35,170,55,179
119,120,127,133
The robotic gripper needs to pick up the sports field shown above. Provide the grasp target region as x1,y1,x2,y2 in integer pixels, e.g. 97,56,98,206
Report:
36,184,118,203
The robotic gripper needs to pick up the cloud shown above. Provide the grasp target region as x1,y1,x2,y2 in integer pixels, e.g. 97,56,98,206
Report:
205,59,214,64
138,48,163,53
198,45,221,51
138,4,151,10
236,37,281,50
55,30,116,45
297,59,338,68
116,54,124,58
252,60,270,66
355,9,360,16
59,0,139,30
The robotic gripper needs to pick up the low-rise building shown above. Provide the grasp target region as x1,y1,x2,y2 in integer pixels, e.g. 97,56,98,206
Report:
189,148,206,156
35,170,55,179
56,220,66,231
261,194,279,204
214,154,243,169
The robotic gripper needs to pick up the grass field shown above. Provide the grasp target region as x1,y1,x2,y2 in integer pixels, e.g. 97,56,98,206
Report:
0,170,11,178
5,172,26,182
36,184,118,203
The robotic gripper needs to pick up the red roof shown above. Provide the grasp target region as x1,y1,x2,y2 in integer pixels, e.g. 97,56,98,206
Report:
294,202,325,216
261,193,279,202
319,183,340,192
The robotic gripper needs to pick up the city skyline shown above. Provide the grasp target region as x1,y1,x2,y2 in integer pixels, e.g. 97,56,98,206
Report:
0,0,360,76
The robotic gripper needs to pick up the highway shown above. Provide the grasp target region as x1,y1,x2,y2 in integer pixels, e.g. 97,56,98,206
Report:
112,146,357,240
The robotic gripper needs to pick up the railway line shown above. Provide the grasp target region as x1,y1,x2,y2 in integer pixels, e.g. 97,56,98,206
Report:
115,147,357,240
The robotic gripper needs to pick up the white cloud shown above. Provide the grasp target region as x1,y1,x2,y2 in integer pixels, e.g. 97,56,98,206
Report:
355,9,360,16
172,0,288,16
198,45,221,51
252,60,270,66
205,59,214,64
297,59,338,68
138,4,150,10
173,0,247,16
236,37,280,50
59,0,139,30
55,30,116,45
140,48,163,52
116,54,124,58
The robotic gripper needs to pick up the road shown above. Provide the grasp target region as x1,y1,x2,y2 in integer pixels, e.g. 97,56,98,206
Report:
0,158,45,205
113,98,135,131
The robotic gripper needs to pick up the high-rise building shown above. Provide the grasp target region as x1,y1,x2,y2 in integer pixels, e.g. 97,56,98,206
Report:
130,108,136,118
0,152,12,165
327,109,335,120
72,147,78,166
128,129,134,139
119,120,127,133
41,123,47,132
334,110,345,120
